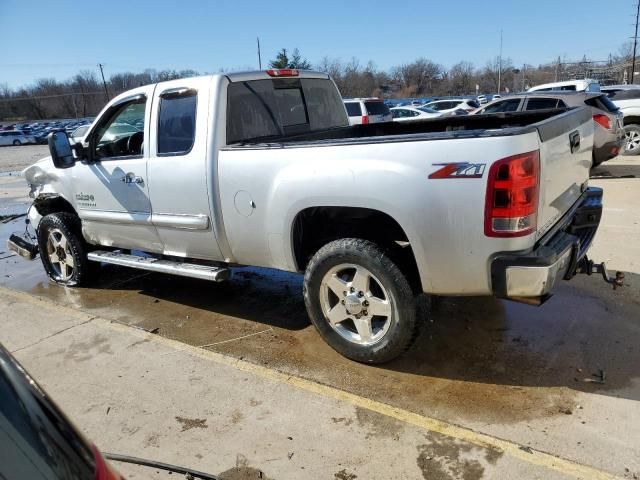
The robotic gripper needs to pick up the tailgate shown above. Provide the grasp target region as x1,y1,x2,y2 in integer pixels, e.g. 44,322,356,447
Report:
535,107,594,239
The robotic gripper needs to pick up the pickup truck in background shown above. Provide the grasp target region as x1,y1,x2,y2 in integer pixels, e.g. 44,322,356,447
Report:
8,69,619,363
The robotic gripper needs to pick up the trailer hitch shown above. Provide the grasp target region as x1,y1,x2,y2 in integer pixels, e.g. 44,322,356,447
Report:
575,256,624,289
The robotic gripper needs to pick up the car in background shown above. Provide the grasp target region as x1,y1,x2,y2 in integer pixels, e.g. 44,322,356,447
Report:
424,98,480,114
473,91,623,166
528,79,600,93
600,84,640,156
390,106,441,122
70,124,91,144
343,98,392,125
0,130,37,146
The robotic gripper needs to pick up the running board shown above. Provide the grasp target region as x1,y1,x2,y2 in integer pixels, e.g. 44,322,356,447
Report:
87,250,230,282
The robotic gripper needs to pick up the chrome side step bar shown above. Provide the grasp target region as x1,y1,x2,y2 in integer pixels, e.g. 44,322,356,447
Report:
87,250,230,282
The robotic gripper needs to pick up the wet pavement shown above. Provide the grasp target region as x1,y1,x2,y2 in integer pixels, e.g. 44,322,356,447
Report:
1,157,640,477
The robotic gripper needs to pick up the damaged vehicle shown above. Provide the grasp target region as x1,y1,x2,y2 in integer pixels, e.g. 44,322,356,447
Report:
8,69,621,363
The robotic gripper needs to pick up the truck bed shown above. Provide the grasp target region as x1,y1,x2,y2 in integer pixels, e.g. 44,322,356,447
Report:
228,108,583,148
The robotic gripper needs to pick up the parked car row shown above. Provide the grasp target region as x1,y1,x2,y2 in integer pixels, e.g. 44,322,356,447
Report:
0,118,94,146
472,91,624,166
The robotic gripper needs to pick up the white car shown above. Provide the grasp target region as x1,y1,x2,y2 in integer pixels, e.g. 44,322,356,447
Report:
344,98,392,125
390,106,441,122
69,125,90,144
528,79,600,93
0,130,36,146
424,98,480,114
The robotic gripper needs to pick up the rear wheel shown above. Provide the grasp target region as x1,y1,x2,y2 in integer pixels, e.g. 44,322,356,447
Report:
303,238,419,364
37,213,95,286
624,124,640,155
12,139,21,146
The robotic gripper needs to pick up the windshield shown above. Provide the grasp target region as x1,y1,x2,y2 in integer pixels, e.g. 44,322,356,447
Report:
227,77,348,144
417,107,438,113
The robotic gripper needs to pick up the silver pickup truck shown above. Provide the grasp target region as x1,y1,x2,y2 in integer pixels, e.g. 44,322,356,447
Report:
9,69,619,363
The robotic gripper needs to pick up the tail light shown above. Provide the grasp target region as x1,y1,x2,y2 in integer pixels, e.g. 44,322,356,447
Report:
593,114,611,130
266,68,299,77
93,446,124,480
484,150,540,237
361,115,369,125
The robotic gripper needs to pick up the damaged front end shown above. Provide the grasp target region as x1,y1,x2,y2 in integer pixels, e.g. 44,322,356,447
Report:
6,161,54,261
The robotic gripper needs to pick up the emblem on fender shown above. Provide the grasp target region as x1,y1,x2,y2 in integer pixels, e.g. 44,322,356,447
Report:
429,163,486,179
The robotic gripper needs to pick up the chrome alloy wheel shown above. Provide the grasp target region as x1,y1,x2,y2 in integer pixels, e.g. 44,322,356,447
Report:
320,263,392,346
626,129,640,153
46,228,74,281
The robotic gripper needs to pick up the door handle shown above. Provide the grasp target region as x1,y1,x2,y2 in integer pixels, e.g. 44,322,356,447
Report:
121,172,144,184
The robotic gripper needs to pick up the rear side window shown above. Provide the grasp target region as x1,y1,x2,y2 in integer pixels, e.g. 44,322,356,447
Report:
158,89,197,155
558,85,576,91
584,95,619,113
525,98,560,110
482,99,521,113
227,78,348,143
345,102,362,117
364,101,390,116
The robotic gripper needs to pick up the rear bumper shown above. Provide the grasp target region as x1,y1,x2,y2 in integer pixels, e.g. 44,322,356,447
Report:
491,187,602,304
593,137,624,163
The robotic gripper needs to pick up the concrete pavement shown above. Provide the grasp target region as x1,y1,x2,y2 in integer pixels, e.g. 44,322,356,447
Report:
0,286,616,480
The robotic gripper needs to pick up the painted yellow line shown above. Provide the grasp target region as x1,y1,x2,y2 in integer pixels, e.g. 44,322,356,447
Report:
0,286,622,480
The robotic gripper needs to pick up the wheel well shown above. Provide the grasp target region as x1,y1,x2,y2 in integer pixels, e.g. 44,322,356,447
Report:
33,195,76,218
623,116,640,127
292,207,422,292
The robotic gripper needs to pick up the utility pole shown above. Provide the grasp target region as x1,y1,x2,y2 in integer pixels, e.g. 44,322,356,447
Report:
555,56,560,82
98,63,109,102
257,37,262,69
632,1,640,84
497,30,503,94
522,63,526,91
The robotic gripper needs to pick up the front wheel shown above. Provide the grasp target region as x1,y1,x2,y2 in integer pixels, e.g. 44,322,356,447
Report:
303,238,419,364
12,139,21,146
37,213,94,286
624,124,640,156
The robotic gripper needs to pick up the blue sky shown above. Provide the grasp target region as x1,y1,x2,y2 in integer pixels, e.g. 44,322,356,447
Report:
0,0,633,89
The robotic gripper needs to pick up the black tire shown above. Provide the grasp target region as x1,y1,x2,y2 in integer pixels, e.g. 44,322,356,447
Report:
303,238,419,364
12,139,21,146
37,212,94,286
623,124,640,156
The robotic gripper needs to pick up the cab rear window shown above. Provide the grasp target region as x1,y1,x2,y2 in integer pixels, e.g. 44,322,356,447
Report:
227,78,348,144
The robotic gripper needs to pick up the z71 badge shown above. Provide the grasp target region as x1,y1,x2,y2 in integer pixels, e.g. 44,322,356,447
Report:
429,163,486,179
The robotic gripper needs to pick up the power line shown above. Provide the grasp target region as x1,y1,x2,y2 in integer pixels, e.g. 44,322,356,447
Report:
0,91,106,103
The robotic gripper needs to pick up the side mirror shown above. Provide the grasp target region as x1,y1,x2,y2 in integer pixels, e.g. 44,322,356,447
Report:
48,131,75,169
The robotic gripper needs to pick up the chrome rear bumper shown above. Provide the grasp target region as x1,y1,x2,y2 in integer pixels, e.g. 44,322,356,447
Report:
491,187,603,305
